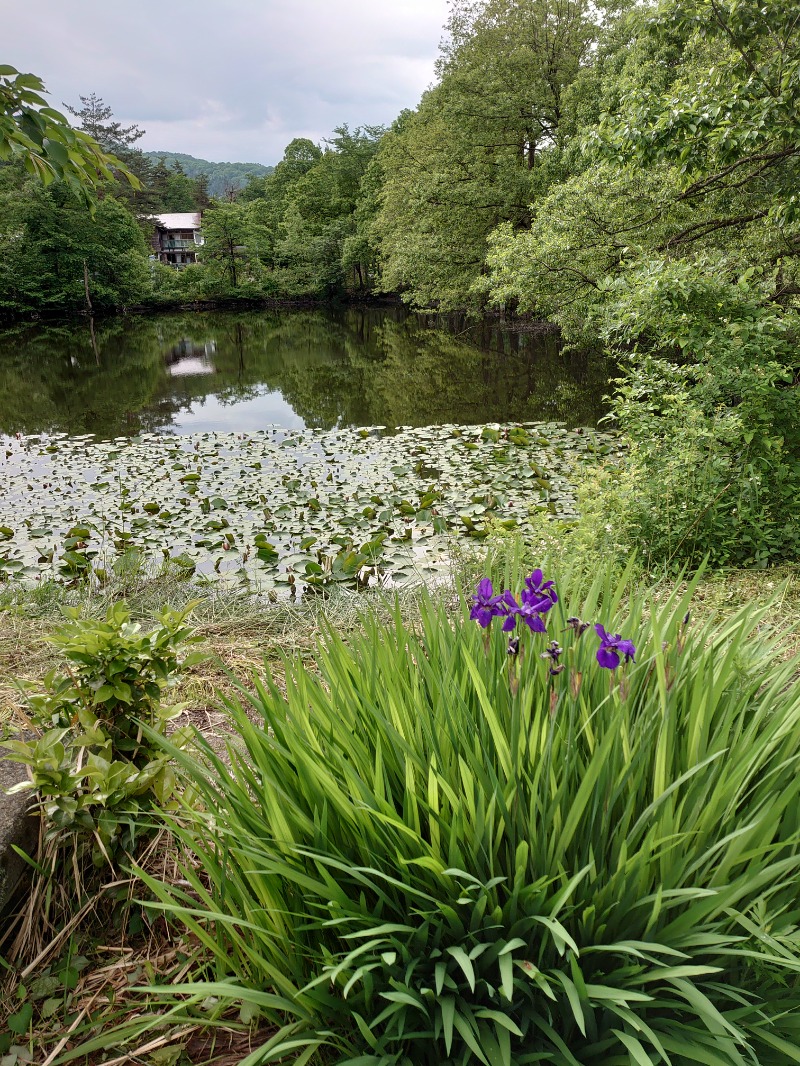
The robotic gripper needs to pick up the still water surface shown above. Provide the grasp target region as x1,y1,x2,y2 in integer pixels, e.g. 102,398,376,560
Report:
0,307,612,439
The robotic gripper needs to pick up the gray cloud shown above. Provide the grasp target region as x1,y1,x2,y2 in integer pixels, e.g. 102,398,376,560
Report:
7,0,448,163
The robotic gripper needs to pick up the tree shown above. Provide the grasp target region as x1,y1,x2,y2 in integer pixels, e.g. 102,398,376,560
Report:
479,0,800,566
0,66,136,196
163,164,200,212
373,0,606,309
341,156,383,291
194,172,211,209
238,173,272,203
0,173,150,313
271,137,324,193
229,139,323,288
141,153,273,199
63,91,144,153
200,203,252,290
273,126,384,295
483,0,800,329
600,0,800,223
60,90,160,211
147,157,172,208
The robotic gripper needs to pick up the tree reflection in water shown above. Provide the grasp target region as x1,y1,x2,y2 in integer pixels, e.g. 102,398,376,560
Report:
0,308,613,438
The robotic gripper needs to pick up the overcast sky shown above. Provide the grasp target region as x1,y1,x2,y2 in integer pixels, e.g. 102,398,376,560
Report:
8,0,449,165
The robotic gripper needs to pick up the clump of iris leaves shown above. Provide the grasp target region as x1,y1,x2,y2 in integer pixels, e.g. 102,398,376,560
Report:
0,422,621,591
72,555,800,1066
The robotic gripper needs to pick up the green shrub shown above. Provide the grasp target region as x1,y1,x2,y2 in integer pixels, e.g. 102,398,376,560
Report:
598,257,800,569
131,561,800,1065
4,601,203,866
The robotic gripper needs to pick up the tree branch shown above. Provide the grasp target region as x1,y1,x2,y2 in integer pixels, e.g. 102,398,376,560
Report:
659,209,768,249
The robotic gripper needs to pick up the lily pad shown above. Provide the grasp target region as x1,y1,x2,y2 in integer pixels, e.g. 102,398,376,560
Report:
0,421,619,594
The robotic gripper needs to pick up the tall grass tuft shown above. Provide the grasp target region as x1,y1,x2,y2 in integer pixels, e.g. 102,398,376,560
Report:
131,559,800,1065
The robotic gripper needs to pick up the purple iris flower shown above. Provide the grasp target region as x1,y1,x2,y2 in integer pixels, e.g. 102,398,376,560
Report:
521,585,555,615
540,640,565,676
595,624,636,670
470,578,509,628
502,591,548,634
524,569,558,612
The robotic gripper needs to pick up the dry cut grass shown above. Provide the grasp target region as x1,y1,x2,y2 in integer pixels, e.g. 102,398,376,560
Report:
0,568,457,733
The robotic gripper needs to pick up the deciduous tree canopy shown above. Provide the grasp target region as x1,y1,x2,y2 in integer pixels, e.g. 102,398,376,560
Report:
2,4,799,566
0,67,135,197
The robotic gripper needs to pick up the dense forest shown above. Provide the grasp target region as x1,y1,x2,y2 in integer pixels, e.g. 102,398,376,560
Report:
0,0,798,568
4,1,797,319
141,151,273,199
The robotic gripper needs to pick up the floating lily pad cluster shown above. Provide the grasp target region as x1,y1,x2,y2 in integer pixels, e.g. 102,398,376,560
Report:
0,423,621,592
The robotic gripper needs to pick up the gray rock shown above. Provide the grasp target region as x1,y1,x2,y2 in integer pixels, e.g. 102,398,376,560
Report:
0,753,39,914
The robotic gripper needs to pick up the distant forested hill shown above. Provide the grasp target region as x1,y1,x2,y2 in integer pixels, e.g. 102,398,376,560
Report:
142,152,274,198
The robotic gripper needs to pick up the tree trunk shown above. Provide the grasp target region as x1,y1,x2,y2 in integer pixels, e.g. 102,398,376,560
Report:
83,259,93,315
228,241,238,288
89,316,100,365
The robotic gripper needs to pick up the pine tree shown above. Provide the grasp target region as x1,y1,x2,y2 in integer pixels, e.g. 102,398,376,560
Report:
194,173,211,209
63,92,145,153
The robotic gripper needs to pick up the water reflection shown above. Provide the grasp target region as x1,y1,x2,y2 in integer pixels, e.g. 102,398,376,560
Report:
166,338,216,376
0,308,613,438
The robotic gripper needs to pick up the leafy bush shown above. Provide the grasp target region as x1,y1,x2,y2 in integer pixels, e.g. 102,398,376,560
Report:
596,257,800,569
5,601,202,866
132,561,800,1065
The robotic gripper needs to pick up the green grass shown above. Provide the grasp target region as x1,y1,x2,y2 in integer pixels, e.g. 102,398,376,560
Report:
2,556,798,733
0,563,463,736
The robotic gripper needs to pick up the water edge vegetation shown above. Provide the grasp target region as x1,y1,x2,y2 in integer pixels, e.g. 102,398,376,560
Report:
1,0,800,1061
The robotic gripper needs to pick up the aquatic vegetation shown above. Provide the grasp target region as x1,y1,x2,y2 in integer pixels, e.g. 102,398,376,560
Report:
0,422,621,592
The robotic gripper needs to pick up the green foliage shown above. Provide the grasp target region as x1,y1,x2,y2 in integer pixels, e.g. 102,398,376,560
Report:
0,67,138,198
595,259,800,567
183,127,385,299
190,201,275,297
271,126,384,296
0,947,91,1057
223,136,324,263
3,601,203,866
142,150,273,200
61,96,213,214
146,156,204,212
62,91,144,155
599,0,800,217
480,0,800,567
196,201,252,292
261,137,323,198
0,167,151,313
482,162,681,335
128,562,800,1063
373,0,604,310
483,0,800,322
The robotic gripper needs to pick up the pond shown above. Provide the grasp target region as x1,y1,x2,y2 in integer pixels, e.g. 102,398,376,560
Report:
0,307,612,438
0,309,620,591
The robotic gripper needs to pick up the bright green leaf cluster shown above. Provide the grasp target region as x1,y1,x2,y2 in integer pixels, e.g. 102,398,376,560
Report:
0,66,139,199
4,601,203,866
